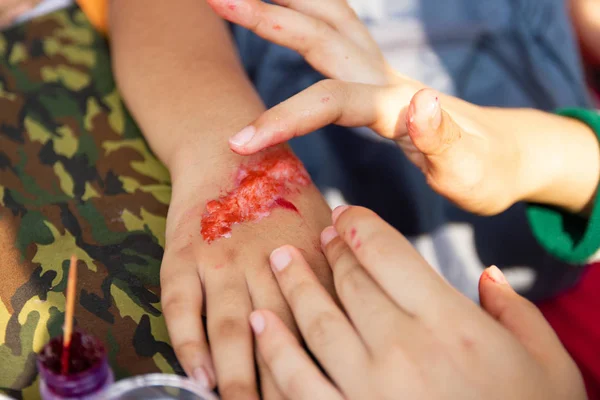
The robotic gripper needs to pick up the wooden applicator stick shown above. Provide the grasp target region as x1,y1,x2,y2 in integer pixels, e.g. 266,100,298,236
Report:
61,255,78,375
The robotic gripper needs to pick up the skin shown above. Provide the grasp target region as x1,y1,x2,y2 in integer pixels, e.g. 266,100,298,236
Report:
249,205,588,400
0,0,592,397
210,0,600,217
109,1,333,398
0,0,39,29
570,0,600,65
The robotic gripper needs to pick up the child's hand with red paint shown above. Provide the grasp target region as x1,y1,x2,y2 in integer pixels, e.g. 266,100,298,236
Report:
247,205,587,400
208,0,599,216
160,146,333,400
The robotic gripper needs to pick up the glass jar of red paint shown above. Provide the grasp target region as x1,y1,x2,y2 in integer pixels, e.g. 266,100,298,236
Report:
37,331,114,400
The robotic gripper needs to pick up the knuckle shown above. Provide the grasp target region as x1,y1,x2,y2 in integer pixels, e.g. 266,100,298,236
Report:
252,11,269,34
305,311,340,348
517,297,544,319
212,317,248,341
311,18,334,42
334,264,363,298
161,293,187,318
316,79,342,100
282,369,312,396
337,206,376,229
261,337,294,369
381,342,413,367
324,237,348,266
173,339,203,358
219,382,255,399
286,280,315,311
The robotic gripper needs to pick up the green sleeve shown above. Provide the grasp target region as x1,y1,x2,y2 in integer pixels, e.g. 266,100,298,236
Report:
526,108,600,264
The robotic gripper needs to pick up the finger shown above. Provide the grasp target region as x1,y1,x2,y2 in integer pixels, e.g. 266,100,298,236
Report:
160,251,216,389
269,245,370,396
250,310,343,400
271,0,375,53
478,266,572,363
205,267,258,400
246,264,299,399
331,206,457,321
405,88,463,156
320,226,417,351
478,266,586,392
206,0,386,84
229,80,410,154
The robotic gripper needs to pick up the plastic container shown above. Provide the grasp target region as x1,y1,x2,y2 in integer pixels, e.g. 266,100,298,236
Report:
37,330,114,399
101,374,220,400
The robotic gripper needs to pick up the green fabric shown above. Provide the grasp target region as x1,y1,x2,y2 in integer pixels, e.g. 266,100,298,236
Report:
0,6,180,398
526,108,600,264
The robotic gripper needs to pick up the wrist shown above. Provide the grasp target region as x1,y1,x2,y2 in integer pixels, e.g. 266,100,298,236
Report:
164,106,266,184
518,110,600,214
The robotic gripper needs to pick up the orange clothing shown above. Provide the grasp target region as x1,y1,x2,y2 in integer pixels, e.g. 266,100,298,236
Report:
76,0,107,35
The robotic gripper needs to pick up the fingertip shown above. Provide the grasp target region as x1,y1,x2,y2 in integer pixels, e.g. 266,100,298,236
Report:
249,311,266,335
193,365,217,390
181,349,217,389
206,0,254,25
229,125,256,148
479,265,511,291
478,266,516,313
320,226,339,248
270,245,294,272
407,88,442,132
331,205,350,224
486,265,509,285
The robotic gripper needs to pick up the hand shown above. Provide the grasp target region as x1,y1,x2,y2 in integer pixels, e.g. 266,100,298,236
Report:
207,0,397,86
209,0,600,216
160,149,333,399
206,0,521,215
570,0,600,65
0,0,38,29
248,206,587,400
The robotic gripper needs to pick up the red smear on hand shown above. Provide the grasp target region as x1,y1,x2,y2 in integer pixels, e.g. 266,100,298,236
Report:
227,3,236,11
201,149,310,243
273,24,283,30
321,97,330,104
274,197,299,212
349,228,361,249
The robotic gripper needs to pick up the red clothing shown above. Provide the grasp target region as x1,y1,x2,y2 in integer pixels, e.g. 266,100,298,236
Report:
538,263,600,400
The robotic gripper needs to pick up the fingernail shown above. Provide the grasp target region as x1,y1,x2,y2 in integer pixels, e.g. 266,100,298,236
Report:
486,265,508,285
229,126,256,147
250,311,265,334
430,95,442,129
270,246,292,271
193,367,211,389
331,205,349,224
320,226,339,247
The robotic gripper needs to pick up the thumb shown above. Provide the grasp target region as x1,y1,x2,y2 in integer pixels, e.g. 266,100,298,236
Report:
405,88,462,156
479,266,566,363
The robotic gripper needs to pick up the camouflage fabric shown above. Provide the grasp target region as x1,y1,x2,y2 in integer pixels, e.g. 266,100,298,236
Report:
0,5,181,399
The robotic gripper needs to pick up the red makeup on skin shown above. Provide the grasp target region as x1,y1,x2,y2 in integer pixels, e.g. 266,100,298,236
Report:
201,149,310,243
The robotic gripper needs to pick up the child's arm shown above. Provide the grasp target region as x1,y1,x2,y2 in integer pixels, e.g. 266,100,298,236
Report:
109,1,333,397
210,0,600,264
570,0,600,65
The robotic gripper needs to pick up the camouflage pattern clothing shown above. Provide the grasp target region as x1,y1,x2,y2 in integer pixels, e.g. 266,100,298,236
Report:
0,5,181,399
